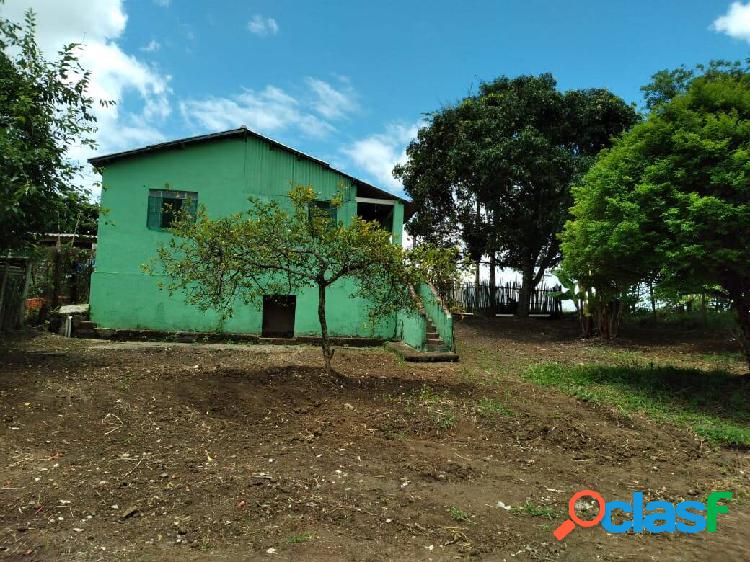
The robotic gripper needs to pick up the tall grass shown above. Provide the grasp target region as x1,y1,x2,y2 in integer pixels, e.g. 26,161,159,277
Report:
524,363,750,447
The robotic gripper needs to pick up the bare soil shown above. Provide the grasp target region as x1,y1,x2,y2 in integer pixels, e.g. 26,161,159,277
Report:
1,317,748,561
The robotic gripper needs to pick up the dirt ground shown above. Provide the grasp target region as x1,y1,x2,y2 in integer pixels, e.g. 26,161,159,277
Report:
1,317,748,561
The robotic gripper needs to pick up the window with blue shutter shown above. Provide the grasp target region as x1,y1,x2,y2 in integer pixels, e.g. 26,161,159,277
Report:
309,200,337,227
147,193,162,229
147,189,198,229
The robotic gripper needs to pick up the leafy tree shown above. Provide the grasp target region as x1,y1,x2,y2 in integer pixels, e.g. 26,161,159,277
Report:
151,186,418,374
395,74,637,316
562,62,750,371
0,7,100,251
406,244,468,308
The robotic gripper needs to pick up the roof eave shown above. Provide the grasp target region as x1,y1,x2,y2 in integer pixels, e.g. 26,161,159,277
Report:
87,126,410,206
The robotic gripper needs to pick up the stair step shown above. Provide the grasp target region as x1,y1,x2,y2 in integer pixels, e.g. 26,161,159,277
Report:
74,320,98,338
385,342,458,362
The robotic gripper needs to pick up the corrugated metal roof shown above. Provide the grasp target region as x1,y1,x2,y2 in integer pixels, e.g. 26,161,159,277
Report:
88,126,410,206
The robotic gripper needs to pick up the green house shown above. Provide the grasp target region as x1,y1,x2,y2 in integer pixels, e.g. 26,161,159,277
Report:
88,127,453,351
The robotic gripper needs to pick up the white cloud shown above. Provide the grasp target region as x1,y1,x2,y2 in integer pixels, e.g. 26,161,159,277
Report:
712,2,750,42
0,1,171,195
343,122,423,191
153,0,170,7
140,39,160,52
247,14,279,37
306,76,359,120
180,77,362,139
181,85,334,138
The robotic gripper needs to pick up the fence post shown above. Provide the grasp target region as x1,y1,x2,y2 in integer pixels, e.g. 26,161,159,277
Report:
18,258,32,327
0,251,10,329
51,236,62,310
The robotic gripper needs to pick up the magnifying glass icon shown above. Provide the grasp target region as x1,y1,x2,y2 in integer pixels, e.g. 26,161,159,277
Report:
553,489,606,541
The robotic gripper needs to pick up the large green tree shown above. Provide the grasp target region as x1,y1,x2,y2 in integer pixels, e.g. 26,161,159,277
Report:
562,62,750,371
152,186,418,374
395,74,637,316
0,8,99,250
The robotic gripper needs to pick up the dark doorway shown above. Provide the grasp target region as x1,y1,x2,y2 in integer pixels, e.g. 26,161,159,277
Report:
262,295,296,337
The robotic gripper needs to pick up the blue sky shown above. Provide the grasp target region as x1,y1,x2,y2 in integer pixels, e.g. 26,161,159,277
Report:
3,1,750,196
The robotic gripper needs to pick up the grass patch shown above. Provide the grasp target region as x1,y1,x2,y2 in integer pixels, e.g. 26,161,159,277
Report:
448,506,470,522
524,363,750,447
695,351,745,370
514,500,559,519
285,532,314,544
400,385,458,430
476,397,513,417
434,408,457,429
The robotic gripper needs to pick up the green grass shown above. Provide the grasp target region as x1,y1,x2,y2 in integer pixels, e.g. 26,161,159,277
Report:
524,363,750,447
476,397,513,417
695,351,745,370
434,408,457,429
285,532,314,544
514,500,559,519
448,506,470,522
401,385,458,430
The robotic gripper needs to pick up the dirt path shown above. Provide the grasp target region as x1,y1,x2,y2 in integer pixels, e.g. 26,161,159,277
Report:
1,321,748,560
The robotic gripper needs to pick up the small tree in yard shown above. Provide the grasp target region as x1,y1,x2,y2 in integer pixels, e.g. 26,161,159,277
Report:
152,186,417,374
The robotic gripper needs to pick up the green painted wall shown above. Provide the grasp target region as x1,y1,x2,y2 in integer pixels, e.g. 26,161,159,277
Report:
397,308,426,350
90,134,404,338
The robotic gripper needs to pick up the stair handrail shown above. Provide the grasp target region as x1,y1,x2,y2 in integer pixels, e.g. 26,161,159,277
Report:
419,282,455,352
409,284,427,315
426,282,452,320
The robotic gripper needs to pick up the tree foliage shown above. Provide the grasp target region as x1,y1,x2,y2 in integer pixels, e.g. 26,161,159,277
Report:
0,7,100,250
405,244,468,307
562,61,750,371
395,74,637,315
151,186,418,374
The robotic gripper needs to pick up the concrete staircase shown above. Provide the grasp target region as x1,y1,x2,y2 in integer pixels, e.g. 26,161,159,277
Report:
425,318,450,352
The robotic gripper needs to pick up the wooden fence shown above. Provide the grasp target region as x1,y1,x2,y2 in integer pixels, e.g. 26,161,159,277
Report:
0,259,30,331
23,244,95,324
0,237,96,329
450,281,562,315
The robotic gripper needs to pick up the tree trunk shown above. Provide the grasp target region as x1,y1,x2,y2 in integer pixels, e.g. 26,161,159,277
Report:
730,293,750,374
317,282,334,375
579,285,594,338
648,280,657,320
516,264,533,317
488,253,496,317
597,298,622,340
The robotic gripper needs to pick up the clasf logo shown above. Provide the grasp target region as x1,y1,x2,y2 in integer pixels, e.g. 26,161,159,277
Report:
553,489,732,540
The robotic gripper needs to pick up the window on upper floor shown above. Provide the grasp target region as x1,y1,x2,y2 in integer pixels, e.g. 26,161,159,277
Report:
356,199,394,234
147,190,198,229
